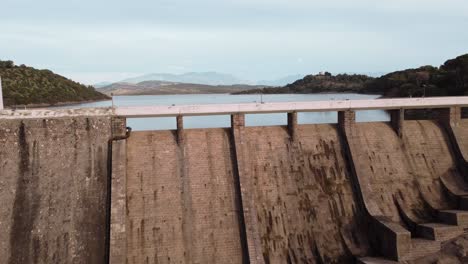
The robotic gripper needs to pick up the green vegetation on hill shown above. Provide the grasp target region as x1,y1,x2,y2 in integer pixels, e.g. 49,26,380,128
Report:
235,72,373,94
236,54,468,98
98,80,266,96
362,54,468,97
0,60,109,107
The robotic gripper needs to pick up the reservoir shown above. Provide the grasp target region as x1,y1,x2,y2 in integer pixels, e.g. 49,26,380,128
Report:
56,93,388,130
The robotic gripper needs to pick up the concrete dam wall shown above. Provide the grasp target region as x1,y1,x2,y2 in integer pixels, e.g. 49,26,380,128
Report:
0,116,112,264
121,129,244,264
1,101,468,263
233,124,368,263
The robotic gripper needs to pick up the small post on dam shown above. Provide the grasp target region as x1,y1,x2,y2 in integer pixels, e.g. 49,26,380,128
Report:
390,108,405,137
176,115,184,144
0,76,4,110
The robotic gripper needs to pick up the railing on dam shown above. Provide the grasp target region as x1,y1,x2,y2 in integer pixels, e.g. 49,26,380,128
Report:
1,96,468,120
114,96,468,117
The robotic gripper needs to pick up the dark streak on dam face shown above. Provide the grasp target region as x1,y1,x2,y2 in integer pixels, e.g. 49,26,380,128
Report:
8,121,40,264
1,106,468,263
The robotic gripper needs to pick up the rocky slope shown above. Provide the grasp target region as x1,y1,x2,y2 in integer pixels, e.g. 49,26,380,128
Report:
0,60,109,107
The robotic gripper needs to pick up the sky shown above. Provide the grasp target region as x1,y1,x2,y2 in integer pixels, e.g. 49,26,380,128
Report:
1,0,468,85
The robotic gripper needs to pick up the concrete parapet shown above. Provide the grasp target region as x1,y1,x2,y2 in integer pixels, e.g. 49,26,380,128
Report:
231,113,245,128
338,110,355,131
439,106,462,127
114,96,468,117
0,107,114,119
112,117,127,137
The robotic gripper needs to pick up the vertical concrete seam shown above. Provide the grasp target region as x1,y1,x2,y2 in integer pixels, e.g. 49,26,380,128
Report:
106,118,131,264
439,107,468,176
176,120,194,263
230,114,251,264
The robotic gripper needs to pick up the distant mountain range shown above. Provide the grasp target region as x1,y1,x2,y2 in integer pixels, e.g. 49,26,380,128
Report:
119,72,247,86
93,81,113,88
95,72,309,95
257,74,305,86
96,72,312,88
98,80,267,96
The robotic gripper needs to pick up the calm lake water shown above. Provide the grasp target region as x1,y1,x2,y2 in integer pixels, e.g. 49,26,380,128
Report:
58,93,389,130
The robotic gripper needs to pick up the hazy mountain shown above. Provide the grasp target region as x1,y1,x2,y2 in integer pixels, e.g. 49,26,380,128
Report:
257,74,305,86
93,81,113,88
103,73,333,87
99,80,265,96
120,72,247,85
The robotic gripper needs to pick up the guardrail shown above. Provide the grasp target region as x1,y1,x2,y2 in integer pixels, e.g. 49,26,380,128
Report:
115,97,468,117
1,96,468,119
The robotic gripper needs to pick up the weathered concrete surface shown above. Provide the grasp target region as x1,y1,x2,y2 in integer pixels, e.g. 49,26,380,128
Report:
0,107,113,119
2,105,468,264
0,117,112,264
346,122,436,224
110,140,127,264
235,124,370,263
343,117,468,261
400,120,462,211
124,129,243,264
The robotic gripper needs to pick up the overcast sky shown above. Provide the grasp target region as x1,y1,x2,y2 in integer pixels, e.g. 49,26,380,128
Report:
2,0,468,84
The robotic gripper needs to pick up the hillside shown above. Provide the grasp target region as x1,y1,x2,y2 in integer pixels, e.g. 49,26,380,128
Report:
235,73,374,94
236,54,468,98
0,60,109,107
362,54,468,97
98,80,264,95
120,72,247,85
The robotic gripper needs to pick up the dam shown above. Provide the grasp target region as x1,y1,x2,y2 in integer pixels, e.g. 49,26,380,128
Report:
1,97,468,263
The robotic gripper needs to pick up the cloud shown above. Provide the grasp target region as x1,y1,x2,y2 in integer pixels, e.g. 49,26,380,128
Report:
1,0,467,83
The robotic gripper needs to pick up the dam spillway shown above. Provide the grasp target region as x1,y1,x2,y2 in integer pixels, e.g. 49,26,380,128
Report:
1,97,468,263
